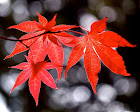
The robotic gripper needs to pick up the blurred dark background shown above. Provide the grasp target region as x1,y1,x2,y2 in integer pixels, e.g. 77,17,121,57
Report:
0,0,139,112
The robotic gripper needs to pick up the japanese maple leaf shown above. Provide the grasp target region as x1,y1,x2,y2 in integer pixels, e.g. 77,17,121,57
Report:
5,12,77,81
65,17,136,94
10,54,59,106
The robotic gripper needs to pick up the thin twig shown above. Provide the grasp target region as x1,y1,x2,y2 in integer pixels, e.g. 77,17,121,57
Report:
0,31,61,42
67,30,87,36
0,36,20,41
0,29,86,49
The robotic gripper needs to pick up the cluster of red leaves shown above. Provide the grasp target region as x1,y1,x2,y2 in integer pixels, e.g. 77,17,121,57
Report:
5,13,136,106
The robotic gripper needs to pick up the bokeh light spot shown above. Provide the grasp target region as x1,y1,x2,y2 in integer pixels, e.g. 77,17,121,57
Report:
29,1,43,16
98,6,117,22
0,0,11,17
43,0,63,12
0,93,10,112
0,70,25,96
4,37,16,55
12,0,29,23
4,39,26,63
79,13,98,31
114,78,137,96
72,86,91,103
98,84,117,104
107,101,129,112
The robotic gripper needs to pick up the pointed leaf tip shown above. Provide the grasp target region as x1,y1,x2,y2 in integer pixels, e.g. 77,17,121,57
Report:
10,87,14,94
131,44,137,48
8,26,14,29
37,12,48,26
104,17,108,20
122,72,131,76
3,57,7,60
36,101,38,106
126,73,131,76
94,90,97,95
51,13,57,21
4,55,11,60
54,13,57,18
90,17,108,33
57,78,60,82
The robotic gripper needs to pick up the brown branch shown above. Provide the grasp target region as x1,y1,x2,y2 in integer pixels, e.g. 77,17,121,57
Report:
0,36,20,41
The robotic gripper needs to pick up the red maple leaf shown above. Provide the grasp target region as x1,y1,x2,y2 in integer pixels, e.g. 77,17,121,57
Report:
5,12,77,81
65,17,136,94
10,54,59,106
